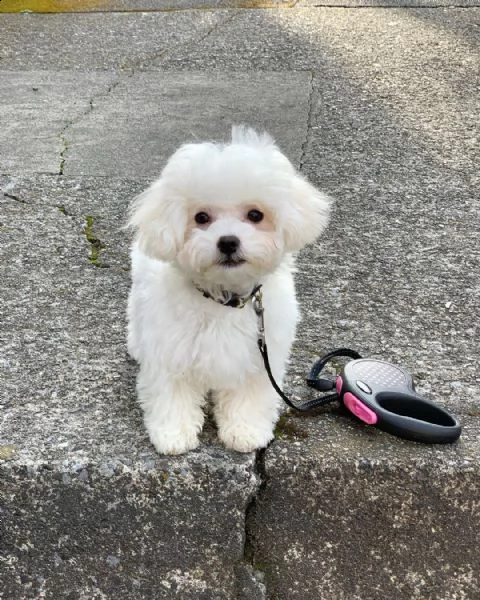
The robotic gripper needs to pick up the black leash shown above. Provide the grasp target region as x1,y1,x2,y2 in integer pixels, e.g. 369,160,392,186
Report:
259,340,361,412
252,287,361,412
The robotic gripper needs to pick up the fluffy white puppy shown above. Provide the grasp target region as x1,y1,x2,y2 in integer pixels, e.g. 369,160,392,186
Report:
127,126,330,455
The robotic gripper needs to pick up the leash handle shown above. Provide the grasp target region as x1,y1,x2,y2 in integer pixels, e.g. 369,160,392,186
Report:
337,359,461,444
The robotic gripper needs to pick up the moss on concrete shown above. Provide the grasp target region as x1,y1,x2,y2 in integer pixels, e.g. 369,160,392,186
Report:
84,215,106,267
274,414,307,441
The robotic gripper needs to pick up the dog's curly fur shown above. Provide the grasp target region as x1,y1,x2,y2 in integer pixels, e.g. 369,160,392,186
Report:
127,127,331,455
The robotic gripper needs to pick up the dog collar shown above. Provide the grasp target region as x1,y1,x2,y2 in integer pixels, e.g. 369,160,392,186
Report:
195,283,262,309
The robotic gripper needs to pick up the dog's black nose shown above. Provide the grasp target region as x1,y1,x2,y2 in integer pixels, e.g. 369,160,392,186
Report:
217,235,240,256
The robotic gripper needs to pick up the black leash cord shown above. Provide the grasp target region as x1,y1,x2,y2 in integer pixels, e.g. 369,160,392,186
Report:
258,341,362,412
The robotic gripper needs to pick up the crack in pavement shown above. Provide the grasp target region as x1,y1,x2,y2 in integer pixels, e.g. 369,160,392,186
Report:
242,448,269,599
58,80,122,176
122,11,239,70
3,192,25,203
299,70,315,172
1,178,26,204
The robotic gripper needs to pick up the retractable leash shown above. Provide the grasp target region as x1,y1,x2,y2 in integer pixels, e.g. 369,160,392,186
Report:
252,287,461,445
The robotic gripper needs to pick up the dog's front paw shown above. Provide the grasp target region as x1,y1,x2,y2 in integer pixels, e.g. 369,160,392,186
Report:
147,425,200,456
218,423,274,453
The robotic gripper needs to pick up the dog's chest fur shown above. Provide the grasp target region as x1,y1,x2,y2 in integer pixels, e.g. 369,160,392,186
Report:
128,252,299,391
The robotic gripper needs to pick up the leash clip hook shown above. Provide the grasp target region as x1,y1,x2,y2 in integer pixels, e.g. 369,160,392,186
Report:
252,288,266,352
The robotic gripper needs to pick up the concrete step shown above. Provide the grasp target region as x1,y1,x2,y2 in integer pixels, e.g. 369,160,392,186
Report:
249,413,480,599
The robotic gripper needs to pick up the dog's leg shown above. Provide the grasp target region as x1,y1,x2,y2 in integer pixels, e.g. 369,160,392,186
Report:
137,368,205,455
213,373,281,453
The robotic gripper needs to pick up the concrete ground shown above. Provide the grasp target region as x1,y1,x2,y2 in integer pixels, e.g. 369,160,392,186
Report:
1,1,479,599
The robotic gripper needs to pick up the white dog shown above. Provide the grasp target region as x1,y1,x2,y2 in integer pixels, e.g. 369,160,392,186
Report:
127,126,330,455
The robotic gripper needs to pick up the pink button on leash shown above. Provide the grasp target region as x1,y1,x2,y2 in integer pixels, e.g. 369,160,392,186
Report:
343,392,378,425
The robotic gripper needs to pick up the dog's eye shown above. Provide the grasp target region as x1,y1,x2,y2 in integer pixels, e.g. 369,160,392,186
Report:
194,212,210,225
247,209,264,223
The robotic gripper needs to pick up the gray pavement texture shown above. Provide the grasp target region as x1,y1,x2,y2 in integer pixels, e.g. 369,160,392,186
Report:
1,3,479,600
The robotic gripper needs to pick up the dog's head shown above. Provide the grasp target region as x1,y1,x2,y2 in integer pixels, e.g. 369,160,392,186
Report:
129,127,331,291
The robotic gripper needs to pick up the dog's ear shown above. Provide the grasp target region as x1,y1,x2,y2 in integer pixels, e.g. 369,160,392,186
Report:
128,178,187,261
283,175,332,252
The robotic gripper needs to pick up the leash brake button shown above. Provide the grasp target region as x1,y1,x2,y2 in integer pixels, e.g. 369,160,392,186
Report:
344,392,378,425
356,380,372,394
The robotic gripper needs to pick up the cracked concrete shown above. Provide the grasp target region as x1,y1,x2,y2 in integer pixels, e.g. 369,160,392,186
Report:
298,70,315,171
0,72,119,174
1,3,479,599
239,449,269,600
0,71,312,178
58,79,123,175
119,10,238,70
